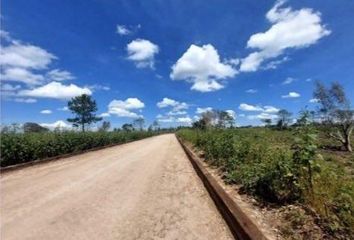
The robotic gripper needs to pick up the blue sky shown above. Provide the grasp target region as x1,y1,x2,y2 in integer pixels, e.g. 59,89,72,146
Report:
1,0,354,129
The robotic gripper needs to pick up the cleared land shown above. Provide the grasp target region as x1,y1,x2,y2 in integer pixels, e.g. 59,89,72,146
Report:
0,134,232,240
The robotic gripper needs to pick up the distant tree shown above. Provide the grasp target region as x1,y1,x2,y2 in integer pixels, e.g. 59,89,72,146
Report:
1,123,22,134
99,121,111,132
122,123,134,132
23,122,49,133
193,109,235,129
152,120,160,131
192,118,207,130
133,117,145,131
201,110,217,126
217,111,235,128
67,94,102,132
314,81,353,152
277,109,292,129
261,118,272,127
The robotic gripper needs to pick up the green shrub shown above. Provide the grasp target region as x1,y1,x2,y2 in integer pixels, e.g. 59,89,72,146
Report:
0,131,156,167
177,128,354,237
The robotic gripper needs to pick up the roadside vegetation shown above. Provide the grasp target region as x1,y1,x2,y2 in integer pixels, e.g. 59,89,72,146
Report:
178,82,353,239
0,94,171,168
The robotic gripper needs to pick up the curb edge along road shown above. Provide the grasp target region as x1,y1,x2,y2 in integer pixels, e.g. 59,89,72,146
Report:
176,136,270,240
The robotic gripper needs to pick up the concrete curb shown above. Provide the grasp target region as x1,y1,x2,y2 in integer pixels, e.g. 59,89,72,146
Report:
0,136,157,174
177,136,270,240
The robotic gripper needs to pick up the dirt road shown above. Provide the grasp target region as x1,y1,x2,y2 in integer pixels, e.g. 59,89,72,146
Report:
1,134,233,240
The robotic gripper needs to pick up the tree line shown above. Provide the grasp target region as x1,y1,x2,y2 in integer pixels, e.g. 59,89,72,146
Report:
1,81,353,151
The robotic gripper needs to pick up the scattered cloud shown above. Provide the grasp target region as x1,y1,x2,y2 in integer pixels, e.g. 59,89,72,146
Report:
239,0,330,72
40,120,70,130
1,67,44,85
239,103,264,112
157,98,188,110
247,112,278,120
246,89,258,94
262,56,289,70
196,107,213,114
226,110,236,119
116,25,132,35
263,105,280,113
0,41,56,70
19,81,92,100
239,103,280,119
127,39,159,69
46,69,75,81
176,116,193,124
170,44,237,92
40,109,52,114
282,77,295,85
1,83,21,91
87,84,110,91
57,106,69,111
1,30,86,104
14,98,37,103
104,98,145,118
116,24,140,36
99,112,110,118
157,97,189,117
282,91,301,98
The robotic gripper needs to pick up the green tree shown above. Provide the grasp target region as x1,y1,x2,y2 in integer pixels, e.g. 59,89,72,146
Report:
277,109,292,130
99,121,111,132
67,94,102,132
261,118,272,127
217,111,235,128
133,117,145,131
152,120,160,131
314,81,353,152
122,123,134,132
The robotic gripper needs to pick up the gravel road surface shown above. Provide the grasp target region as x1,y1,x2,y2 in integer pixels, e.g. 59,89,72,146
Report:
1,134,233,240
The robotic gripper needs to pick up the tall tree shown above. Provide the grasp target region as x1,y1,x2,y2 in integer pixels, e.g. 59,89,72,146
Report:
133,117,145,131
152,120,160,131
277,109,292,129
99,121,111,132
314,81,353,152
122,123,134,132
217,111,235,128
261,118,272,127
67,94,102,132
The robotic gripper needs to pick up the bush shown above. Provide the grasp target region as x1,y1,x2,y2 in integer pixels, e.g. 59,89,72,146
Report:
0,131,156,167
177,128,354,237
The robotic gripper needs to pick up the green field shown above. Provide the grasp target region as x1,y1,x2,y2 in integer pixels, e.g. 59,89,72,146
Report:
177,127,354,239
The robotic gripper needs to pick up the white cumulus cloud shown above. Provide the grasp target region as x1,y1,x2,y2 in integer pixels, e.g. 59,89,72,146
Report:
40,109,52,114
1,67,44,85
282,91,300,98
239,103,264,112
19,82,92,100
40,120,70,130
240,0,330,72
170,44,237,92
104,98,145,118
127,39,159,69
196,107,213,114
0,41,56,70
